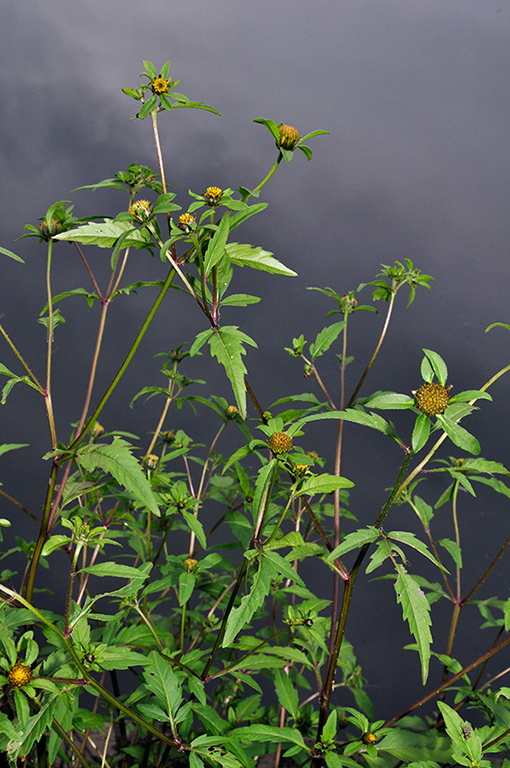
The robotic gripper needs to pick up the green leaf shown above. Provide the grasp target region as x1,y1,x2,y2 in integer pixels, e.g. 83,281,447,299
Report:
178,571,196,606
449,390,492,404
54,219,151,249
0,246,24,263
204,213,230,274
422,350,448,385
294,473,354,498
252,117,280,142
309,323,345,359
81,562,152,579
226,243,297,276
229,203,268,230
387,531,445,570
206,326,257,419
438,538,463,568
222,555,275,647
327,527,380,561
394,564,432,683
0,443,29,457
366,393,415,410
220,293,261,307
76,438,160,515
138,94,158,118
181,509,207,550
273,668,299,718
263,549,304,587
296,409,395,438
323,710,338,743
436,415,480,455
232,724,307,750
143,651,182,718
412,413,430,452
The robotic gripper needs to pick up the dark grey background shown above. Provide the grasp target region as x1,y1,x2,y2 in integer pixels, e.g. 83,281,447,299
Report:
1,0,510,720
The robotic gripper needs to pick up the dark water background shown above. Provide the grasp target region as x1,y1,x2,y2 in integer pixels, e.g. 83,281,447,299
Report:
1,0,510,721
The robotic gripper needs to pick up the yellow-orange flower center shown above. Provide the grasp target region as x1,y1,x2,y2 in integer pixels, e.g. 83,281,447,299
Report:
152,77,169,94
8,663,32,688
178,213,196,233
278,124,300,150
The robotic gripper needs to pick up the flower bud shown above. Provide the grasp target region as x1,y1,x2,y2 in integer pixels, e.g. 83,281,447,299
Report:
184,557,197,573
144,454,159,470
226,405,239,419
90,422,105,439
278,124,300,150
39,219,62,241
129,199,153,222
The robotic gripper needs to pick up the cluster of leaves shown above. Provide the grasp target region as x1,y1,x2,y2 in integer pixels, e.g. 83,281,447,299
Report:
1,60,510,768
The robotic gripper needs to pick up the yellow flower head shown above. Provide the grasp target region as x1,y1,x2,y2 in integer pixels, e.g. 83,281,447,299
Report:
268,432,293,454
204,186,223,207
278,124,300,150
413,382,452,416
8,663,32,688
362,732,377,745
226,405,239,419
184,557,198,573
152,77,169,95
178,213,196,234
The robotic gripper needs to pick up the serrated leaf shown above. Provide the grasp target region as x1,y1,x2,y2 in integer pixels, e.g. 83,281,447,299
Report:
388,531,446,570
296,408,396,438
81,561,152,579
220,293,261,307
207,326,257,419
143,651,182,717
436,415,480,455
327,527,380,561
294,473,354,498
229,203,268,230
309,323,345,359
262,549,304,587
54,219,151,249
394,564,432,683
226,243,297,276
232,724,306,750
222,555,275,647
77,438,160,515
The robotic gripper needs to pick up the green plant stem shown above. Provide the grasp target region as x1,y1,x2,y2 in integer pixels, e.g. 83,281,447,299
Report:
346,290,396,408
74,242,103,300
462,530,510,604
249,154,283,198
189,422,226,555
151,111,167,196
69,266,177,451
64,544,83,636
0,322,44,393
44,238,58,450
329,311,349,653
24,461,59,602
314,449,413,748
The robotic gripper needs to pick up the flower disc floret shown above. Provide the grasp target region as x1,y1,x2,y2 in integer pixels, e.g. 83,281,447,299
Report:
268,432,293,454
151,77,169,94
278,124,300,150
362,732,377,745
204,186,223,207
413,382,452,416
178,213,196,233
226,405,239,419
129,199,153,222
8,663,32,688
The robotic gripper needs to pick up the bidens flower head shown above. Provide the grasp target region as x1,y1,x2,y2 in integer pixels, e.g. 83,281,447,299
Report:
413,382,452,416
8,663,32,688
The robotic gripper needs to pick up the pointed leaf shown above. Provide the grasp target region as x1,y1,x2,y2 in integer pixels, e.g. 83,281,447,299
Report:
422,349,448,385
436,415,480,455
226,243,297,276
222,555,275,647
77,438,160,515
394,564,432,683
327,527,380,561
309,323,345,359
294,473,354,498
412,413,431,452
54,219,151,249
204,213,230,274
207,326,257,419
0,246,24,263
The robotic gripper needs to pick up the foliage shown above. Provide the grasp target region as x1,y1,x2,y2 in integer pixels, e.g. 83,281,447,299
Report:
1,59,510,768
